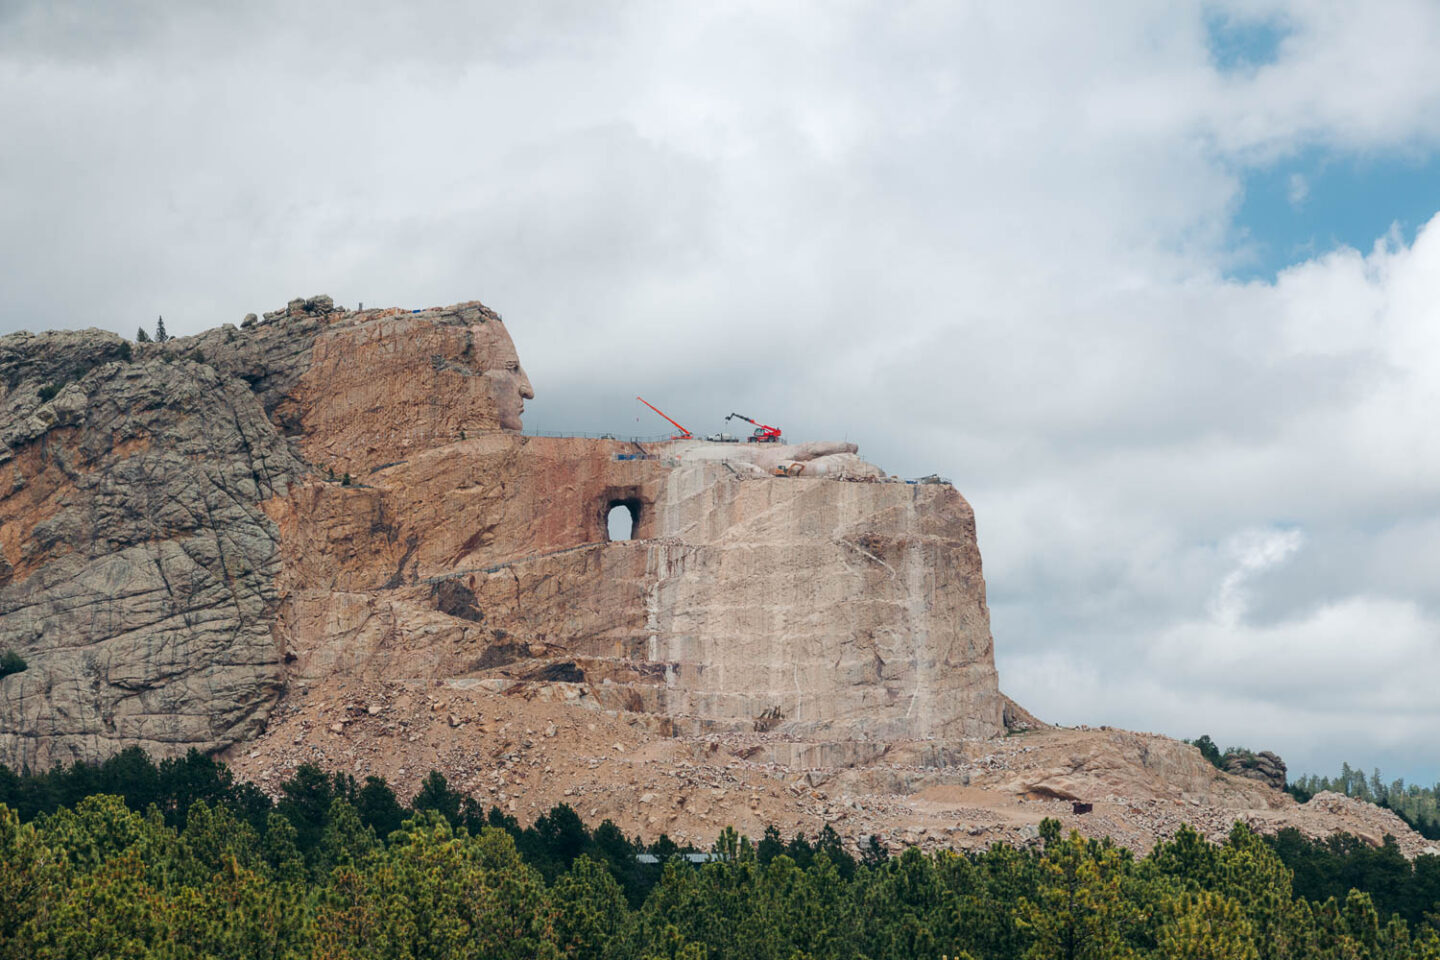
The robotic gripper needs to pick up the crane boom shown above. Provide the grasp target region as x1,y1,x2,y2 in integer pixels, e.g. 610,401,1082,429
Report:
725,411,783,443
637,396,693,440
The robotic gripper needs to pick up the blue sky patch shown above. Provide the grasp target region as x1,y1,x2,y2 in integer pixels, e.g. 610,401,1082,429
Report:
1228,148,1440,280
1205,9,1288,73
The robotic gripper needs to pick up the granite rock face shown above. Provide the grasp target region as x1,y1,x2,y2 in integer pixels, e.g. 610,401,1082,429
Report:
643,456,1001,739
0,332,302,767
268,435,1004,744
0,297,1005,768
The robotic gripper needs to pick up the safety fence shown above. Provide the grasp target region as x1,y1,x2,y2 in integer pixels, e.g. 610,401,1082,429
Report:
523,430,677,443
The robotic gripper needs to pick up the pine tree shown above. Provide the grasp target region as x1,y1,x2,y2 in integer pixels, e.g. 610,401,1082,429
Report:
0,804,62,950
1215,824,1303,960
550,856,631,959
1150,824,1221,889
757,825,785,864
136,327,151,343
1157,890,1259,960
354,775,406,839
318,797,378,873
411,771,463,829
155,316,168,342
1016,830,1142,959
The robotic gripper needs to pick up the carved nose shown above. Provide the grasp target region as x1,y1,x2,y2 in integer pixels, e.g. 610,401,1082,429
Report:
518,369,534,400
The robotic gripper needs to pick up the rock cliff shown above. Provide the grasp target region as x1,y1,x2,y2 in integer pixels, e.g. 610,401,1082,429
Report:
4,296,1427,859
0,297,1002,769
0,330,301,766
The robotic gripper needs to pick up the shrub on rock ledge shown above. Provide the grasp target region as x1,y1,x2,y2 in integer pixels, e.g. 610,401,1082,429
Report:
0,650,26,679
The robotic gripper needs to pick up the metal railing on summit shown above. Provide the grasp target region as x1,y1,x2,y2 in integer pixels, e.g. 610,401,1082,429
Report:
523,430,677,443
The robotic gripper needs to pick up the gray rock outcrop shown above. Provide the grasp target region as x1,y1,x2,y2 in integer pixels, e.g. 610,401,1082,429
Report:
1224,750,1287,790
0,329,302,768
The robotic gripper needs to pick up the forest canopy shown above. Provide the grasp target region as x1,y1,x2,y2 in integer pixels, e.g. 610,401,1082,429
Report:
1,748,1438,959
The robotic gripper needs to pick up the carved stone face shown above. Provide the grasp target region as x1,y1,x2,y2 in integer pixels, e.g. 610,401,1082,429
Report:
484,339,534,432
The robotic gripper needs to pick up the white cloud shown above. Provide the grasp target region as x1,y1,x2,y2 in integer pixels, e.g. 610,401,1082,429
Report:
1012,588,1440,777
1288,171,1310,208
1211,527,1305,626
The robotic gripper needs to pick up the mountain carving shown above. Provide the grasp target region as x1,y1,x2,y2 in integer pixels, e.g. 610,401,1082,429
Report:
0,297,1001,768
4,297,1423,856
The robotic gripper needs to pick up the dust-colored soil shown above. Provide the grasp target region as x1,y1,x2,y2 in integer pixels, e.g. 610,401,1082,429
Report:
222,678,1436,858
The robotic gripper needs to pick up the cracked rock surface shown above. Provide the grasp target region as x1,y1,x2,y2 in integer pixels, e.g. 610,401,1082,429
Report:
0,331,302,767
0,298,543,768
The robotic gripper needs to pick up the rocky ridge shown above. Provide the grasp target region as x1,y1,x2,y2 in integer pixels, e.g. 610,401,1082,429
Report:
1,295,1428,857
1,296,1000,768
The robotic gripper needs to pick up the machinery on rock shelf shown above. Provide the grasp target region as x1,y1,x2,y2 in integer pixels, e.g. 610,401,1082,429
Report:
725,411,783,443
636,396,693,440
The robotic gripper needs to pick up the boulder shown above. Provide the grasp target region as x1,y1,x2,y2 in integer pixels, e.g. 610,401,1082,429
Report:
1224,750,1287,790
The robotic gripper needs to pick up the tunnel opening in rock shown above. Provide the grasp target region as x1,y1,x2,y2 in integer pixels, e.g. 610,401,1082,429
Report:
607,499,640,541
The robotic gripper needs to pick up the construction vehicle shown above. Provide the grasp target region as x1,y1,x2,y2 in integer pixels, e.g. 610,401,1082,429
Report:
725,412,783,443
637,397,693,440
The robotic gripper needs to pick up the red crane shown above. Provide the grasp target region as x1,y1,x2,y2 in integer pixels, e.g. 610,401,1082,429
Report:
725,412,783,443
637,396,693,440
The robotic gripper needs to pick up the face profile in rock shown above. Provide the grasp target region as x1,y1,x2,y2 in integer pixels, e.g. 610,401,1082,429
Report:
482,335,534,432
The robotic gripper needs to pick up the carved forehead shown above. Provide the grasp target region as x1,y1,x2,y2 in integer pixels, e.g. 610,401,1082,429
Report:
471,322,522,368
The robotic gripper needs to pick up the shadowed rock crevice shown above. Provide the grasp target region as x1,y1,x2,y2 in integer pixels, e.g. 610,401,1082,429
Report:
432,579,484,622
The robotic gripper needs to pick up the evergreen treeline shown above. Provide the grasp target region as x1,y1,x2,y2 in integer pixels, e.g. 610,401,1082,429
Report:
1268,829,1440,927
0,749,689,904
1289,763,1440,840
1184,735,1440,841
1,749,1439,959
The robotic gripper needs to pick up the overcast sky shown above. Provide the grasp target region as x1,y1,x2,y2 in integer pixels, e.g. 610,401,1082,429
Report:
4,0,1439,785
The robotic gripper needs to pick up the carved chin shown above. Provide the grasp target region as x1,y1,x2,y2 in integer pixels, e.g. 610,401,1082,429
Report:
499,409,523,431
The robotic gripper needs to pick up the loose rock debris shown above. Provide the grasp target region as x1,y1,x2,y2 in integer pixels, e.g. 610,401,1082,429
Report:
223,679,1432,858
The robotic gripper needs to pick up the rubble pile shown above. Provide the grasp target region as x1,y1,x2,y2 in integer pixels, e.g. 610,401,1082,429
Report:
224,676,1436,859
